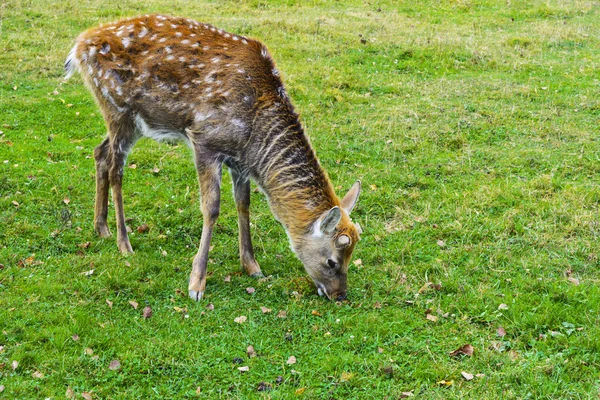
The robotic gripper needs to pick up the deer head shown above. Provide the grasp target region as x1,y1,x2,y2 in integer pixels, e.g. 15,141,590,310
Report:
292,181,362,301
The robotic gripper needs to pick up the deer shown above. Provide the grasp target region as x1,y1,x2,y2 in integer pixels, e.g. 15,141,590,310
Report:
65,14,362,301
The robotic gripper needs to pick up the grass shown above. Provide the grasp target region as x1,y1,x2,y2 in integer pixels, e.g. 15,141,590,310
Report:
1,0,600,398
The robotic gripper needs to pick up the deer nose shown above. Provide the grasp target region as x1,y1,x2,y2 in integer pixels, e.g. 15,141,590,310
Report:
335,293,347,301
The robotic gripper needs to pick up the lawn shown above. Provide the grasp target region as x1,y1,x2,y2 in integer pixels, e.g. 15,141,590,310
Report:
1,0,599,398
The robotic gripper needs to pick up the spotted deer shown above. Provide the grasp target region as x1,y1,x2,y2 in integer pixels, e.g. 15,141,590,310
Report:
65,15,362,301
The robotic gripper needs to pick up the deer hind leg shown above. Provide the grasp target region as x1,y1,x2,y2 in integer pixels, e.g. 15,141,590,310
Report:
189,157,223,301
230,167,262,277
107,121,138,254
94,137,111,237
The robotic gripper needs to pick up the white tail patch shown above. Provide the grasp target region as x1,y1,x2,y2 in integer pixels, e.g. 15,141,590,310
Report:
64,44,79,79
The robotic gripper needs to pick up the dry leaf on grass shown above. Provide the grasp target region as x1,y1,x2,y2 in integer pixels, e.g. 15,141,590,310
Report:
85,348,94,356
498,303,508,310
0,385,5,394
311,310,322,317
400,392,414,398
129,300,139,310
567,277,580,285
206,303,214,311
142,306,152,319
65,387,76,399
224,275,231,282
497,327,507,337
247,345,257,358
246,287,255,294
136,223,149,233
461,371,474,380
32,371,44,378
234,316,247,324
106,299,113,308
340,372,354,382
82,392,93,400
426,314,438,322
11,360,18,370
63,197,70,205
72,334,80,341
353,259,362,266
108,359,121,371
238,366,249,372
295,388,306,395
260,306,271,313
437,379,453,386
277,310,287,318
449,344,474,358
286,356,297,365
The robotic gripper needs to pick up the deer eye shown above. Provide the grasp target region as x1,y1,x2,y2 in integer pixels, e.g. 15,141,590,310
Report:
327,259,338,269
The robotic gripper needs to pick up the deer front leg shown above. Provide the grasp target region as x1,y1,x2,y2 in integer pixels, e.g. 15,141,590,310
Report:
230,168,262,277
189,160,222,301
94,137,111,238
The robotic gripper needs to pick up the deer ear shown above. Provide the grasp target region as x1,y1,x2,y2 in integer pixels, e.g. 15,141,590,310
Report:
320,206,342,234
340,180,361,215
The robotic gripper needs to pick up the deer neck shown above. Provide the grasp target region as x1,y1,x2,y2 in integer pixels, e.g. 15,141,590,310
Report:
248,110,339,240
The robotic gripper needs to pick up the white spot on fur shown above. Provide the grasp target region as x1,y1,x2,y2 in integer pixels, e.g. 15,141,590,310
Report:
182,39,190,44
211,57,220,64
194,111,213,123
231,119,245,129
203,46,210,51
242,39,248,45
261,47,269,58
99,44,111,55
272,68,279,77
233,36,239,41
88,47,97,57
159,37,167,43
166,55,175,61
175,32,183,37
139,27,149,38
122,37,131,48
210,27,216,32
165,46,173,54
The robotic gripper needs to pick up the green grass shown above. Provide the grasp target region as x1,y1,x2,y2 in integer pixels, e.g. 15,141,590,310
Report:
1,0,600,398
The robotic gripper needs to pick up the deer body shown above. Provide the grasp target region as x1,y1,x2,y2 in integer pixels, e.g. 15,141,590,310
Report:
66,15,361,301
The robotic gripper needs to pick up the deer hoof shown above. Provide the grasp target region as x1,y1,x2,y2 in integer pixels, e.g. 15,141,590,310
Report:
189,290,204,301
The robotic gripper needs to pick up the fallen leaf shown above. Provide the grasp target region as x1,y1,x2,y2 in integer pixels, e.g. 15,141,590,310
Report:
32,371,44,378
82,392,93,400
461,371,474,381
85,348,94,356
128,164,137,169
238,366,249,372
497,326,507,337
234,316,247,324
206,303,214,311
247,345,257,358
129,300,139,310
63,197,70,205
449,344,474,357
426,314,438,322
11,200,19,207
437,379,453,386
437,239,446,247
377,347,384,353
106,299,113,308
295,388,306,395
0,385,5,393
400,392,414,398
81,269,94,276
136,223,149,233
286,356,297,365
173,306,186,313
257,382,272,391
353,259,362,266
152,167,160,174
0,345,4,353
340,372,354,382
66,387,75,399
195,386,201,395
142,306,152,319
567,277,580,285
476,373,485,378
498,303,509,310
311,310,322,317
108,359,121,371
72,334,80,341
260,306,271,314
277,310,287,318
78,242,91,249
246,287,255,294
224,275,231,282
11,360,18,370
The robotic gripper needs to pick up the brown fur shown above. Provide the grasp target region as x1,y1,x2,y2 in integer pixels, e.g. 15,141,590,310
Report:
66,14,361,301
